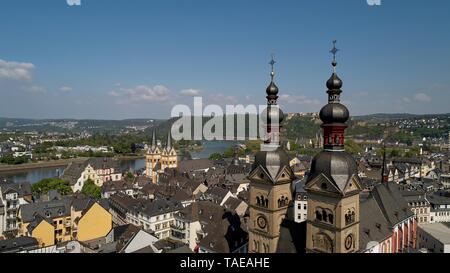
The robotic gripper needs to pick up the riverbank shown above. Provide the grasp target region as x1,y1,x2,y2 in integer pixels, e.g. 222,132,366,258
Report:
0,158,88,174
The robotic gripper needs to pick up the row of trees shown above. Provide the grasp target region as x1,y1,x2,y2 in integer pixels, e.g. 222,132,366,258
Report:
31,178,102,199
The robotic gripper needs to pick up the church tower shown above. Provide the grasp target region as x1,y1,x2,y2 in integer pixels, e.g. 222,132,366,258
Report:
146,129,161,183
161,131,178,171
305,41,362,253
248,56,295,253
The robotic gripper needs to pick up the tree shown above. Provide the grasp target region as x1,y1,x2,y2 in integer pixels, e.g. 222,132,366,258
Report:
125,171,135,181
81,179,101,199
345,139,363,155
209,153,223,160
32,178,72,196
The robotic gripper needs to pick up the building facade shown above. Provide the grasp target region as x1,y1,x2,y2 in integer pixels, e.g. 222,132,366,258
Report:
305,42,363,253
146,130,178,183
248,57,295,253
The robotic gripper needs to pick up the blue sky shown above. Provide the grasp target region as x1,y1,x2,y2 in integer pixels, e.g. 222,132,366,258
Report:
0,0,449,119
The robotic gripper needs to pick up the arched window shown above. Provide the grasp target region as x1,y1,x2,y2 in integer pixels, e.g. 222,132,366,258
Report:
322,210,328,222
345,209,356,225
328,214,334,224
264,198,269,208
316,210,323,221
256,196,260,206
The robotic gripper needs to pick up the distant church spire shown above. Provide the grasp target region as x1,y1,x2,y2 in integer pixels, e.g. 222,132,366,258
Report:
151,129,156,148
166,130,172,151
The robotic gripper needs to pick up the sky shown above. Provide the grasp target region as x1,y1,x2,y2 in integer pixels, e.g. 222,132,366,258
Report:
0,0,449,120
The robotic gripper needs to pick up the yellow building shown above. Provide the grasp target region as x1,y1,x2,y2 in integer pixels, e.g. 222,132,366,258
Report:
77,202,112,242
26,218,55,247
146,130,177,183
18,197,112,247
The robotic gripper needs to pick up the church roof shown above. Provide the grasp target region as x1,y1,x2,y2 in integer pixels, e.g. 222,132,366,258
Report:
307,150,358,194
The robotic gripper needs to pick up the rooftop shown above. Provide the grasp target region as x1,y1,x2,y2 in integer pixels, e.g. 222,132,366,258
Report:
420,223,450,244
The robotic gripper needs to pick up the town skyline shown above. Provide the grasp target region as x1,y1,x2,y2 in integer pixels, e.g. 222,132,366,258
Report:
1,0,449,119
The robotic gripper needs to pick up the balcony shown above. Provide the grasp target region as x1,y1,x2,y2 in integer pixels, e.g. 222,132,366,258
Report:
170,224,186,231
6,214,17,219
7,206,18,211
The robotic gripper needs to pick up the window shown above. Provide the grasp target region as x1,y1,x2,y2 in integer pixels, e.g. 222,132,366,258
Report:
345,209,356,226
303,204,307,210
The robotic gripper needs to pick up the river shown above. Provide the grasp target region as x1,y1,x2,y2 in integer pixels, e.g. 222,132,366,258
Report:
1,140,237,184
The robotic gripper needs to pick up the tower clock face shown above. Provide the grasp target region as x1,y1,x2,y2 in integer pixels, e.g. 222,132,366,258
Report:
257,216,267,229
345,234,353,250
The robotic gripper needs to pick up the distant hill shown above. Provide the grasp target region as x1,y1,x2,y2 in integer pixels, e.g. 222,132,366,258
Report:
0,117,165,134
353,113,450,121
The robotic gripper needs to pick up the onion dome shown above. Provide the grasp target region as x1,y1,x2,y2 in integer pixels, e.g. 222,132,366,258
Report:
319,103,349,124
252,147,292,183
261,104,285,126
308,150,357,193
326,60,343,90
266,81,279,96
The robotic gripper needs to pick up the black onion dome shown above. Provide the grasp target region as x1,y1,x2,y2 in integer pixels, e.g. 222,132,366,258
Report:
307,150,357,193
261,105,285,125
326,73,343,90
319,103,349,124
266,81,279,96
253,147,291,183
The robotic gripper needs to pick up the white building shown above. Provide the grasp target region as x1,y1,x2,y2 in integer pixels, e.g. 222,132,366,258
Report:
418,223,450,253
0,181,32,237
293,179,308,223
108,193,181,240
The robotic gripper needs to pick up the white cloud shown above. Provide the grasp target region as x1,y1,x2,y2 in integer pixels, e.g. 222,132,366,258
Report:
413,93,432,102
23,85,47,94
108,91,120,97
279,94,321,105
109,85,171,104
402,97,412,103
180,89,201,96
59,86,73,92
208,94,238,105
0,59,35,81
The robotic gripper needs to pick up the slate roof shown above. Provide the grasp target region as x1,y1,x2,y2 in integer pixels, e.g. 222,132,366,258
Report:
307,151,358,194
102,179,134,193
20,198,72,223
198,210,248,253
0,180,32,198
0,236,39,253
253,147,291,182
109,193,182,217
426,193,450,206
359,194,393,251
369,183,414,227
223,197,244,212
276,219,306,253
178,159,214,173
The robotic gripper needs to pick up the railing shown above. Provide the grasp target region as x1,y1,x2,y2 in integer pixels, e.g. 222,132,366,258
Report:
170,224,186,231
